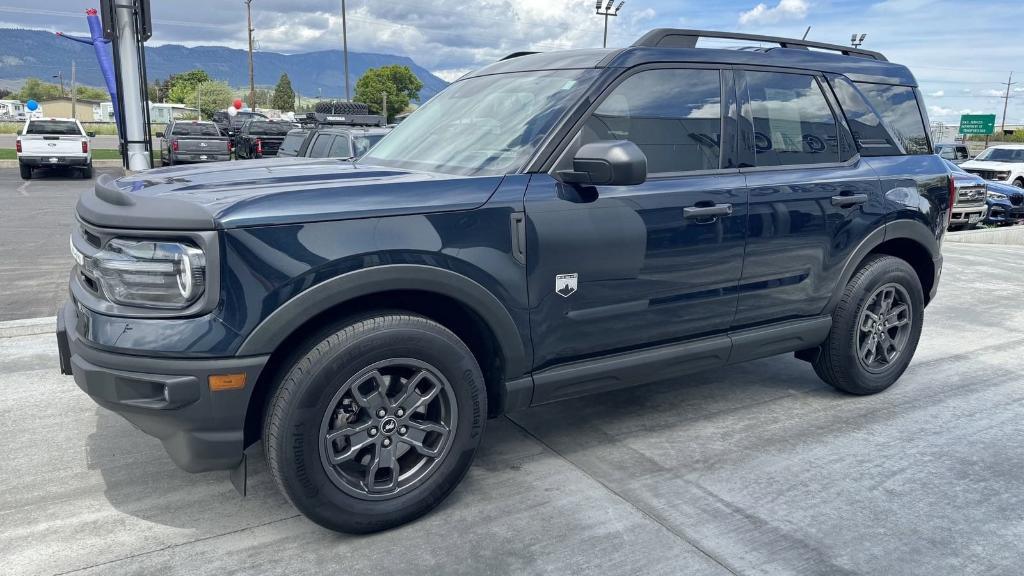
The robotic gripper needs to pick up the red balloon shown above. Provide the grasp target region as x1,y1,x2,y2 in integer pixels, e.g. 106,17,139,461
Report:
233,99,243,110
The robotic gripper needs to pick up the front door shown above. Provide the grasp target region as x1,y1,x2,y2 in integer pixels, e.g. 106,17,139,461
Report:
525,67,747,371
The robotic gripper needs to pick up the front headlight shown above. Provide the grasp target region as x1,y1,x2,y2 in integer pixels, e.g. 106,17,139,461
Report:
86,238,206,309
988,191,1008,201
995,171,1011,180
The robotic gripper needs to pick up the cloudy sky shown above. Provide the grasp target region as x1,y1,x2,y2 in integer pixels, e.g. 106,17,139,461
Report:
1,0,1021,124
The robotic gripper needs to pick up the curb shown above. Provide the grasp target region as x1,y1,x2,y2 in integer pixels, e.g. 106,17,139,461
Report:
0,316,56,338
946,226,1024,247
0,159,126,169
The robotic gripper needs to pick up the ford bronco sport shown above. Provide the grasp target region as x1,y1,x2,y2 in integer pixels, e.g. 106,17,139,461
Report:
58,29,950,534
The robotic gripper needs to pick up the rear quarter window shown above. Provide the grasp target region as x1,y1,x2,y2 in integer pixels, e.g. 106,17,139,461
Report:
829,76,901,157
853,82,931,155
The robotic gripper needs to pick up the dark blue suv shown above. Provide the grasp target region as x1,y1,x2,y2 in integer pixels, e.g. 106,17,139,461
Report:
58,29,951,533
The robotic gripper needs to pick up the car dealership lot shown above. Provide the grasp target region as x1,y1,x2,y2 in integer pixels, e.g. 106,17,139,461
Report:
2,241,1023,576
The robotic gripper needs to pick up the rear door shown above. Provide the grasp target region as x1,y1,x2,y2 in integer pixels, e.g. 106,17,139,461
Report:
734,69,883,327
526,66,747,373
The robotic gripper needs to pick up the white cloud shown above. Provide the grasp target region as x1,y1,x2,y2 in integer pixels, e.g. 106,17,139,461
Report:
929,105,954,116
928,90,944,97
738,0,809,25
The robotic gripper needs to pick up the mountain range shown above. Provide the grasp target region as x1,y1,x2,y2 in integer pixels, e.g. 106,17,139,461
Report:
0,28,448,101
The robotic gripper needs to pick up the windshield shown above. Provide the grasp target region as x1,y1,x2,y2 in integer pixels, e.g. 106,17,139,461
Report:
974,147,1024,163
362,69,600,176
26,120,82,135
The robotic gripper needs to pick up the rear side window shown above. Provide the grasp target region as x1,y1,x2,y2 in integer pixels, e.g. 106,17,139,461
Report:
829,76,900,157
278,130,308,156
26,120,82,135
309,134,334,157
743,71,839,167
853,83,931,155
582,68,722,174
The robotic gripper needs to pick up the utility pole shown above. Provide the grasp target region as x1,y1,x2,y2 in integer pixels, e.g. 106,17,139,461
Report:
595,0,625,48
71,60,77,119
381,91,387,124
53,71,66,97
245,0,255,109
1000,71,1016,134
341,0,350,100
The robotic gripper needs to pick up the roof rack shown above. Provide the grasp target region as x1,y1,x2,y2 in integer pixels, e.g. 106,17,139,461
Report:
300,112,385,128
501,51,540,61
632,28,887,61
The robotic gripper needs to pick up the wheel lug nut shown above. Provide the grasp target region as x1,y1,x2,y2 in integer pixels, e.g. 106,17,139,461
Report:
396,409,405,417
376,408,387,418
398,426,407,435
382,437,392,447
369,427,378,437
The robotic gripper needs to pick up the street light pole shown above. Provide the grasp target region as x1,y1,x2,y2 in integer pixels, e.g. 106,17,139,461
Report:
245,0,255,109
53,71,65,97
341,0,350,101
595,0,625,48
850,33,866,48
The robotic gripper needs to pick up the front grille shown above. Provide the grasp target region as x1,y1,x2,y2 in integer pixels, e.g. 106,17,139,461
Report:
956,185,987,206
1010,194,1023,207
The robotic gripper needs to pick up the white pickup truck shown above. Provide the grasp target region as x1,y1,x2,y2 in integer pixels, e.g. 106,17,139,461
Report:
16,117,95,180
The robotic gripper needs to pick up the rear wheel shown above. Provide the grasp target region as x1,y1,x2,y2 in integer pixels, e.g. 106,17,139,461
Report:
19,163,31,180
81,162,93,179
263,314,486,534
812,255,924,395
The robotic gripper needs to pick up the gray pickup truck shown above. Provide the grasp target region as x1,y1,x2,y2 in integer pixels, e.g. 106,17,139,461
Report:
157,120,231,166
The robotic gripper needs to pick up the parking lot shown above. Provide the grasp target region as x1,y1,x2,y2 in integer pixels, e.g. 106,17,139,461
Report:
1,163,1022,575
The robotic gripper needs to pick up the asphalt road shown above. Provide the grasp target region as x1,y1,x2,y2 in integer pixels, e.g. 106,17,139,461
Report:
0,167,123,322
2,242,1023,575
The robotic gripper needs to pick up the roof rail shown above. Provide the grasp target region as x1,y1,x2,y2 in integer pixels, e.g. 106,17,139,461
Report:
632,28,887,61
500,51,540,61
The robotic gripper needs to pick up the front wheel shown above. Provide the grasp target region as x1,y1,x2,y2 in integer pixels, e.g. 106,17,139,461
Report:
263,314,486,533
1013,178,1024,189
812,255,924,395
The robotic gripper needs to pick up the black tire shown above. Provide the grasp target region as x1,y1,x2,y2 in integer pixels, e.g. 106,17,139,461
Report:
81,162,93,179
315,100,369,115
264,314,486,533
1013,178,1024,189
19,163,31,180
812,255,924,395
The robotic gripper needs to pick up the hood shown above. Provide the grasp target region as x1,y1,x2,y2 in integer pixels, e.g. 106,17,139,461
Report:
77,157,503,230
986,181,1024,198
960,160,1018,172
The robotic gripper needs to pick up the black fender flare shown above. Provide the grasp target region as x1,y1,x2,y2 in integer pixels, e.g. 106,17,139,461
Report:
825,219,940,313
235,264,528,379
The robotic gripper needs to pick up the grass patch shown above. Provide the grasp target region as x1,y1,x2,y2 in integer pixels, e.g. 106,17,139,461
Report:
0,148,160,161
0,121,167,136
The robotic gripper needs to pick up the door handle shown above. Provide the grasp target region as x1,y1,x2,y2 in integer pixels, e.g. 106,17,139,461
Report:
831,193,869,207
684,203,733,219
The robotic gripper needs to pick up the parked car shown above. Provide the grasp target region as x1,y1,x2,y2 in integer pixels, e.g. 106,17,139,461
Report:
984,180,1024,226
960,144,1024,187
213,109,268,139
278,112,390,160
233,119,296,159
934,142,971,164
16,117,94,179
156,120,232,166
943,159,989,230
60,28,949,535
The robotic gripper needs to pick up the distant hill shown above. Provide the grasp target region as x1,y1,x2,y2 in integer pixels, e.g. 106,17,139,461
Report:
0,28,448,101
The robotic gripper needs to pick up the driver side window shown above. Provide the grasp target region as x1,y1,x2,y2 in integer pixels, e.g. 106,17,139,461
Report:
580,68,723,175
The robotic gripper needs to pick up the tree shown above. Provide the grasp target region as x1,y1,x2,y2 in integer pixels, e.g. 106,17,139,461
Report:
17,78,64,101
252,87,274,110
0,88,11,100
354,65,423,122
271,73,295,112
185,80,233,120
150,78,171,103
167,70,212,104
75,85,109,101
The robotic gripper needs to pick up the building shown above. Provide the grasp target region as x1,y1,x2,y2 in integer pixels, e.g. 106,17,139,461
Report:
36,97,103,122
0,99,25,120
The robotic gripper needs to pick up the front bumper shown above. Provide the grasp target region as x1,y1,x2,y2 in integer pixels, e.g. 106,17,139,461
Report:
57,300,269,472
949,205,987,225
985,202,1024,224
19,155,90,167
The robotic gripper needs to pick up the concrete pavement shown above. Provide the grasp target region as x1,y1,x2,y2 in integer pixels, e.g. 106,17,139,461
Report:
2,242,1023,575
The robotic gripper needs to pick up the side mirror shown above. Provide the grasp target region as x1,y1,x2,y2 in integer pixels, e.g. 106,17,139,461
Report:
155,131,164,138
559,140,647,186
86,131,96,138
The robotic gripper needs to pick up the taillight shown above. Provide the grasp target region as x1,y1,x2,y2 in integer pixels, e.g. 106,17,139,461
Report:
255,139,262,155
228,140,233,153
15,139,21,153
81,140,89,153
172,139,179,152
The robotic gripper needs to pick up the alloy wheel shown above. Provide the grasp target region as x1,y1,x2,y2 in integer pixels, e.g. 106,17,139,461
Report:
856,283,913,373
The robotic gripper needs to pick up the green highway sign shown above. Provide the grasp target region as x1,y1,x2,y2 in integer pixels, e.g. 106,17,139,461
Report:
959,114,996,135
